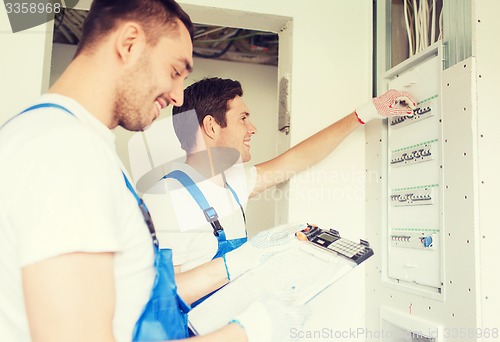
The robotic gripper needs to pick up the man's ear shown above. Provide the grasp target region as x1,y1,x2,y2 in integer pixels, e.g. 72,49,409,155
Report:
114,22,145,64
201,115,220,141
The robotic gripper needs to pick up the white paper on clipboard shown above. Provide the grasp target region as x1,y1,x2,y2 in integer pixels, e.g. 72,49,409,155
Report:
188,238,356,336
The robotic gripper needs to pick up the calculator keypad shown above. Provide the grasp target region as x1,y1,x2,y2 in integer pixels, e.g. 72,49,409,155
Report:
327,239,366,258
297,224,374,265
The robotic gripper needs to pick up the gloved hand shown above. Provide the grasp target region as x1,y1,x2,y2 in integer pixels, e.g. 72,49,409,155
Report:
355,89,417,124
230,292,309,342
224,223,305,281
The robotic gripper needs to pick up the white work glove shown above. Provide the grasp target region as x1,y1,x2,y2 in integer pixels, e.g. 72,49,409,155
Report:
355,89,417,124
230,291,309,342
224,223,305,281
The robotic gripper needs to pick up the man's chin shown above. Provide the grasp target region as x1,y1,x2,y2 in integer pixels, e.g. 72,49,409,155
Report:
241,154,251,163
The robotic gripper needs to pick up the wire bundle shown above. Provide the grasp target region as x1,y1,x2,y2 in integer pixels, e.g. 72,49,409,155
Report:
192,26,278,61
403,0,443,56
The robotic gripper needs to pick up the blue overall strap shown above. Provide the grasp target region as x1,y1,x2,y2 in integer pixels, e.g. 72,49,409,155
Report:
162,170,224,236
122,173,159,247
19,103,74,116
1,102,74,130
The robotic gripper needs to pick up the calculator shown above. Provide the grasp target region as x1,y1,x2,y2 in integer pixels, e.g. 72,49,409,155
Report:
296,224,374,265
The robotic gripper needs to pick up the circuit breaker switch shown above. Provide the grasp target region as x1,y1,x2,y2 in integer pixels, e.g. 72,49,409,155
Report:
415,106,431,115
421,236,433,248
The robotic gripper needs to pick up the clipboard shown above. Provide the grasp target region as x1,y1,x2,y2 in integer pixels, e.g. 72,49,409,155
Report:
188,223,373,335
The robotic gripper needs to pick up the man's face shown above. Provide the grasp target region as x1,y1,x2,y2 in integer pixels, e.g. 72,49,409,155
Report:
216,96,257,162
115,21,193,131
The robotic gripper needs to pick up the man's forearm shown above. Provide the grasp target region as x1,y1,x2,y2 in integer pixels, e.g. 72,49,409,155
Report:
252,112,361,195
175,257,229,305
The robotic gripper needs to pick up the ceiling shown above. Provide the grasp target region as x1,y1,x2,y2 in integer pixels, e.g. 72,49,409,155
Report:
53,8,279,66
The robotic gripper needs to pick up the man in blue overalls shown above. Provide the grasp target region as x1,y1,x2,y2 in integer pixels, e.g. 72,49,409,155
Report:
142,78,416,307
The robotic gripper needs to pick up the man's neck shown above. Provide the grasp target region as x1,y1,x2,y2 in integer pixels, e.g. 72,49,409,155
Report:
48,55,116,128
185,149,217,178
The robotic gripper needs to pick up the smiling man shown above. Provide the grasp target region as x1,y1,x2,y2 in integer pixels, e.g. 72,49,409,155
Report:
0,0,311,340
141,77,417,308
0,0,195,340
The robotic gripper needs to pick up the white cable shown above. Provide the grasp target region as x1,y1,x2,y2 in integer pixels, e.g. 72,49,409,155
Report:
418,0,428,51
422,0,429,48
438,5,444,40
409,5,415,53
419,0,425,50
194,26,226,39
406,0,416,55
419,0,427,50
413,0,420,53
404,0,414,56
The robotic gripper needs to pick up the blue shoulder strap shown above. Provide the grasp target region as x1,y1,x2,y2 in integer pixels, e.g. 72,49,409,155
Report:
163,170,247,230
19,103,74,116
225,182,246,224
1,103,74,130
162,170,224,236
123,173,159,247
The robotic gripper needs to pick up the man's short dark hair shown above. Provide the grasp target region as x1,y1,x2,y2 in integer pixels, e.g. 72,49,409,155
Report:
76,0,194,56
172,77,243,153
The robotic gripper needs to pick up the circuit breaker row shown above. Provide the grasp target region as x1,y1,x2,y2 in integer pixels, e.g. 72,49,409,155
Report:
389,95,438,127
390,185,437,206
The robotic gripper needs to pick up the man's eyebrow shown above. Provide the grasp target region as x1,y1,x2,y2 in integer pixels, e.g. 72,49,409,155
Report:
182,58,193,73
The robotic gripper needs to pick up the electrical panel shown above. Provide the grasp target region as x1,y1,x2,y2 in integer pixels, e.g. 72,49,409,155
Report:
385,45,443,298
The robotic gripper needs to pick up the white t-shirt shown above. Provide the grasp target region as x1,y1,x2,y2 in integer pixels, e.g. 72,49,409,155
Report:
0,94,155,342
143,161,257,271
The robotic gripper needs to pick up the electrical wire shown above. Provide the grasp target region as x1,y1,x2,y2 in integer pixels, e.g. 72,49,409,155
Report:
408,2,415,53
195,32,275,44
431,0,436,43
404,0,441,57
194,26,226,40
413,0,420,53
63,10,83,40
422,0,429,48
404,0,414,56
54,7,66,32
193,29,242,59
438,6,444,40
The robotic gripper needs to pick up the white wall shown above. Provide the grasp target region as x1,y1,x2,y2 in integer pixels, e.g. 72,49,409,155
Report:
0,12,53,121
2,1,373,339
49,43,76,83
